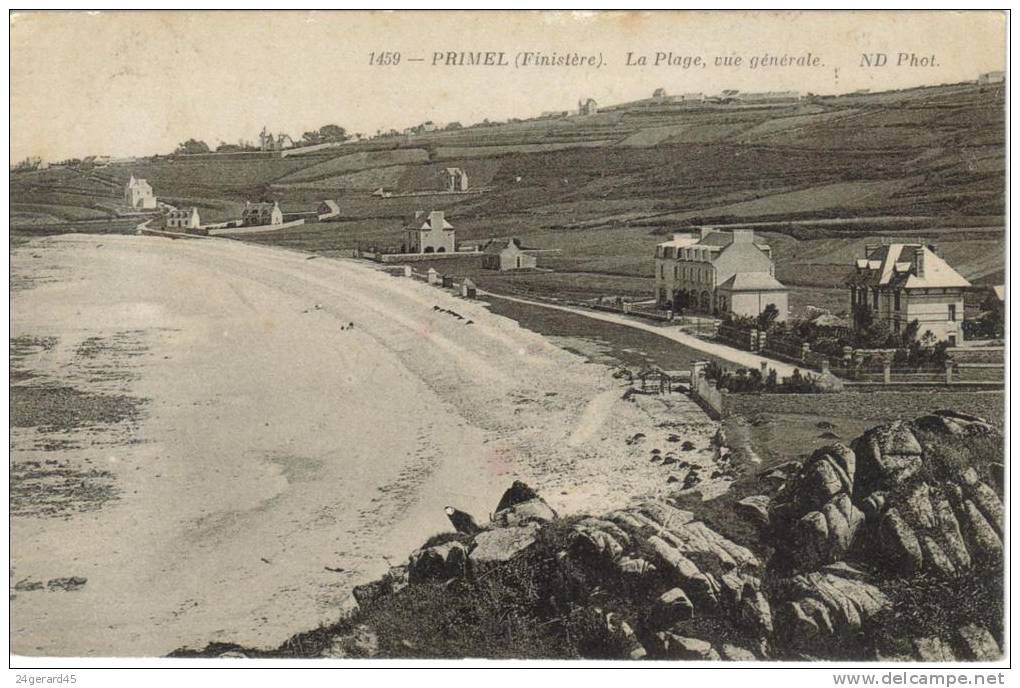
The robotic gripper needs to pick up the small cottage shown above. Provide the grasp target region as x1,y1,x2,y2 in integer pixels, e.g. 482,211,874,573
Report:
481,237,537,271
242,201,283,227
166,207,201,230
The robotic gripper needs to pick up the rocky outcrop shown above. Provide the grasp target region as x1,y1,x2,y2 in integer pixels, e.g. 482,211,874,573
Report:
469,523,541,568
492,480,558,527
296,411,1001,662
773,564,889,655
852,419,1003,579
735,495,770,528
769,443,863,571
408,540,469,583
911,410,997,437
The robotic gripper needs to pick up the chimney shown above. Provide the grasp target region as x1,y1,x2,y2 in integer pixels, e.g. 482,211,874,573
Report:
429,210,446,229
864,243,880,259
732,228,754,244
699,226,712,240
914,246,926,278
928,243,940,257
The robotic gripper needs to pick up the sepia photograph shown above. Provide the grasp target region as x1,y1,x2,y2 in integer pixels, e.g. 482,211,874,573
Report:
7,8,1009,676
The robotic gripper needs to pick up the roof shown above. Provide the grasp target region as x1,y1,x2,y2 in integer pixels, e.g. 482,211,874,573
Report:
167,207,198,217
993,285,1005,301
697,230,770,250
408,212,453,231
847,244,971,289
319,200,340,212
717,272,787,292
482,238,525,255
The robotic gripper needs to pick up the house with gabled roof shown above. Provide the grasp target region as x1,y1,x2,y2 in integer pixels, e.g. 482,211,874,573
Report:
654,227,786,318
125,175,156,209
402,210,455,254
481,237,537,271
716,272,789,322
166,207,200,230
847,243,971,345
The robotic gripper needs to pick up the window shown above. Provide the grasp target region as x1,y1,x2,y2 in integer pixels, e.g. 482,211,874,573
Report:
948,304,957,322
873,289,879,309
894,290,901,311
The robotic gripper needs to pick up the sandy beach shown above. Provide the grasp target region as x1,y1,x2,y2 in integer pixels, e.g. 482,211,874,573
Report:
10,234,718,657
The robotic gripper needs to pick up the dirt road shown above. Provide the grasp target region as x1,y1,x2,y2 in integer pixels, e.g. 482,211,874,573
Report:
481,291,800,377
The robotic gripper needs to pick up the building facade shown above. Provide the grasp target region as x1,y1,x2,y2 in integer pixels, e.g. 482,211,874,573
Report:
166,207,200,230
978,71,1005,84
125,176,156,209
847,243,971,345
445,167,469,192
654,227,786,318
481,238,537,271
242,201,283,227
716,273,789,322
402,210,455,254
578,98,598,115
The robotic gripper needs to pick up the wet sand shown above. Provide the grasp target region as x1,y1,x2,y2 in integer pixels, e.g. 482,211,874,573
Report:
10,234,718,656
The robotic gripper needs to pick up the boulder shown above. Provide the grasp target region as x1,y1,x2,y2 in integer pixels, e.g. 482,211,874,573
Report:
912,410,996,437
955,624,1001,661
852,422,923,493
719,643,758,661
321,624,380,658
768,445,863,570
735,495,771,528
615,556,657,581
492,480,558,527
878,509,924,576
738,587,773,635
469,523,540,568
650,587,694,628
774,568,889,655
605,612,647,660
912,636,955,662
655,633,721,660
850,418,1003,579
408,540,468,583
569,517,631,564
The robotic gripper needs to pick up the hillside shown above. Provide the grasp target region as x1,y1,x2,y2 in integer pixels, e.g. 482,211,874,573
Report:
11,80,1005,309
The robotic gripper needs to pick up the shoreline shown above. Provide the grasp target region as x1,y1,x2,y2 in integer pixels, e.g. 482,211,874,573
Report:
10,233,721,657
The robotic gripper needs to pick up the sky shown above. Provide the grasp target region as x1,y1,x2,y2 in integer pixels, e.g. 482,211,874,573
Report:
9,10,1007,163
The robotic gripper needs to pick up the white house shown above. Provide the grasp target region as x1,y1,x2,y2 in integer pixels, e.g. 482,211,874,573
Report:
848,243,971,345
166,207,200,230
242,201,283,227
125,176,156,209
654,227,787,319
402,210,455,254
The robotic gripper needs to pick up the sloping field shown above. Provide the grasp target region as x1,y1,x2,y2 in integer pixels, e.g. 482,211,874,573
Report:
435,140,613,158
395,158,503,192
274,148,430,184
274,165,409,191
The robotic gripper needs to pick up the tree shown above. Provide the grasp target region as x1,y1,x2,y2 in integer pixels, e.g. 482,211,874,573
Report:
175,139,210,155
317,124,348,142
757,303,780,331
301,130,323,146
445,121,463,130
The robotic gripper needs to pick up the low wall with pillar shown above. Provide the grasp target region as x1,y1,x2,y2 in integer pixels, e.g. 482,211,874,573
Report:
690,361,725,419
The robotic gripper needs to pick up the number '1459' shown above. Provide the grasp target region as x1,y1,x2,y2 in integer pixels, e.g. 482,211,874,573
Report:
369,52,401,65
